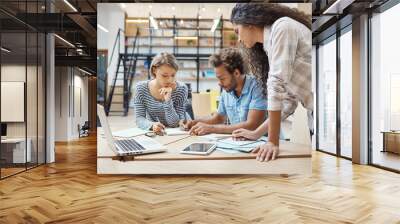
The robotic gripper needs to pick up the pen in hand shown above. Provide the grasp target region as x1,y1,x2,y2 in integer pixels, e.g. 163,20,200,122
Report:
154,117,166,136
180,119,188,131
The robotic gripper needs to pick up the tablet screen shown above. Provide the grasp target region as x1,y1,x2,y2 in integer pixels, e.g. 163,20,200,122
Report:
183,143,215,152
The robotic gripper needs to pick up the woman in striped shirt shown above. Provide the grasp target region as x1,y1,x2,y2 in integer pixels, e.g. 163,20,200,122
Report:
133,53,188,135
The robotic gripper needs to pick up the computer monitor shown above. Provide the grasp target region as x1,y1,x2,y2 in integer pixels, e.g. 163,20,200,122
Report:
1,123,7,137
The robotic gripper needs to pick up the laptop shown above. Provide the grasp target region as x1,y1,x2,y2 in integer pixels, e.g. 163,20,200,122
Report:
97,104,166,156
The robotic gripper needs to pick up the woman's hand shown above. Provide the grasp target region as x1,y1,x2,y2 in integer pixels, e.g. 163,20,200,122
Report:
169,82,177,90
232,128,261,141
252,142,279,162
159,87,173,102
152,122,166,135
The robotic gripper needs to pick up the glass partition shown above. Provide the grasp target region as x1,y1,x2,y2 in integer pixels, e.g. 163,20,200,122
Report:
370,3,400,171
0,1,46,179
317,36,337,155
339,28,352,158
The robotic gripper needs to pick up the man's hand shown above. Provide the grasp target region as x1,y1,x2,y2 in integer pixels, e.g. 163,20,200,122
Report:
189,122,214,136
252,142,279,162
152,122,166,135
232,128,261,141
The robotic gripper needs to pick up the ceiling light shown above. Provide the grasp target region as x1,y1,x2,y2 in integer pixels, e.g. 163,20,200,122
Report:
1,47,11,53
63,0,78,12
180,19,184,25
172,6,175,10
174,36,198,40
97,24,109,33
54,34,75,48
211,18,220,33
217,8,221,12
198,15,202,19
202,7,205,12
149,16,158,30
126,19,149,23
120,3,126,9
148,5,152,9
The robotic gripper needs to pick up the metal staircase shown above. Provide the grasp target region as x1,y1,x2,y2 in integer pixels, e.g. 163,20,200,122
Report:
105,29,139,116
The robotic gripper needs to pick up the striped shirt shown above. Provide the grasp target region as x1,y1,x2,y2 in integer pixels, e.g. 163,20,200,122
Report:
133,80,188,130
263,17,313,130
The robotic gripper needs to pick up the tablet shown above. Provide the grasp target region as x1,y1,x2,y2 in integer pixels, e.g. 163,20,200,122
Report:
180,143,217,155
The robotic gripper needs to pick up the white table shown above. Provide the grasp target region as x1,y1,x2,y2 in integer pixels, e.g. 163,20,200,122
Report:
97,128,312,175
1,138,32,163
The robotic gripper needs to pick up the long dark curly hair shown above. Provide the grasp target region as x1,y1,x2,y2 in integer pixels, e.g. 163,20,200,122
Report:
231,3,311,95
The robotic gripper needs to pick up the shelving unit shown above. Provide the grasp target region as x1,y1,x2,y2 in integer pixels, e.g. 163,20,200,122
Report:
125,15,238,92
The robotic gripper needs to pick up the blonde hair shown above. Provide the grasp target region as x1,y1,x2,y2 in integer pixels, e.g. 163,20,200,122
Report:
150,52,179,77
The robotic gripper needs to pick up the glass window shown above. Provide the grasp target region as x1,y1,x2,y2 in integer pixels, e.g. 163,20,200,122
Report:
339,28,352,158
317,36,337,154
0,1,46,179
371,3,400,171
1,31,28,177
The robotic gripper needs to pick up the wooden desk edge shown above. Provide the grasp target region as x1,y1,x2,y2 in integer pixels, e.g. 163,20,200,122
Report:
100,154,311,161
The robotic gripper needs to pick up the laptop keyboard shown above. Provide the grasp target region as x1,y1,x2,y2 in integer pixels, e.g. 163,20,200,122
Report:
115,138,145,153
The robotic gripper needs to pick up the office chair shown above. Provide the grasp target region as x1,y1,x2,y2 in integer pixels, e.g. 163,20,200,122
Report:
78,121,90,138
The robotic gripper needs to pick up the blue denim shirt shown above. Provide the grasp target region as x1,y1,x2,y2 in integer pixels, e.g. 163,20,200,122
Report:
217,75,267,124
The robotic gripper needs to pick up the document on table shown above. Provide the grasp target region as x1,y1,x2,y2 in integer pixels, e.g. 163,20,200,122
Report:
216,136,268,153
199,133,232,141
165,128,189,136
112,128,148,138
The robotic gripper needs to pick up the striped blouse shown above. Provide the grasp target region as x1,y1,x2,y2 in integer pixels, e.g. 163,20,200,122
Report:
133,80,188,130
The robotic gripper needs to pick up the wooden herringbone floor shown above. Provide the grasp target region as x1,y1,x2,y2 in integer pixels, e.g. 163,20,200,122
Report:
0,135,400,224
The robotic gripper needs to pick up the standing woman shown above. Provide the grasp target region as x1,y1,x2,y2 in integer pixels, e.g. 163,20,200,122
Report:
134,52,188,135
230,3,313,162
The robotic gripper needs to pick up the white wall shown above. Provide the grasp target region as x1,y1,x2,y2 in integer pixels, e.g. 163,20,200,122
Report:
97,4,125,86
1,65,37,137
55,67,69,141
54,67,89,141
1,64,47,164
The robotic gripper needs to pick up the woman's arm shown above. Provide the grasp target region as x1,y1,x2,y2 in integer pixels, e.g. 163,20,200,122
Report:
163,85,188,127
133,85,154,130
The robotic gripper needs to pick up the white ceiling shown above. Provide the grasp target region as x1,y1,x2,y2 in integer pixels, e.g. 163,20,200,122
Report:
122,3,236,19
99,3,311,20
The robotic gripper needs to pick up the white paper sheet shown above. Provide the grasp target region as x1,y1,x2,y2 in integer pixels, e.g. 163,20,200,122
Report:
112,128,148,138
165,128,189,136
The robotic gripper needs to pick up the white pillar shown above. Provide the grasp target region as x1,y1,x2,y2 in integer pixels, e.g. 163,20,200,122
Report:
352,14,369,164
46,33,55,163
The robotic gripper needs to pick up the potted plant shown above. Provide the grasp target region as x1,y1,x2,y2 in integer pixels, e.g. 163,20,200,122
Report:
228,33,237,47
186,39,195,46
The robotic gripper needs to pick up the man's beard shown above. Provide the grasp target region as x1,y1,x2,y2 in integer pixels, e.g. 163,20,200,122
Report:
225,79,237,93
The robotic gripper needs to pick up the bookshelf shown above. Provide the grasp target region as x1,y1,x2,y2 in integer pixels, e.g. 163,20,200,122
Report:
125,16,238,92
